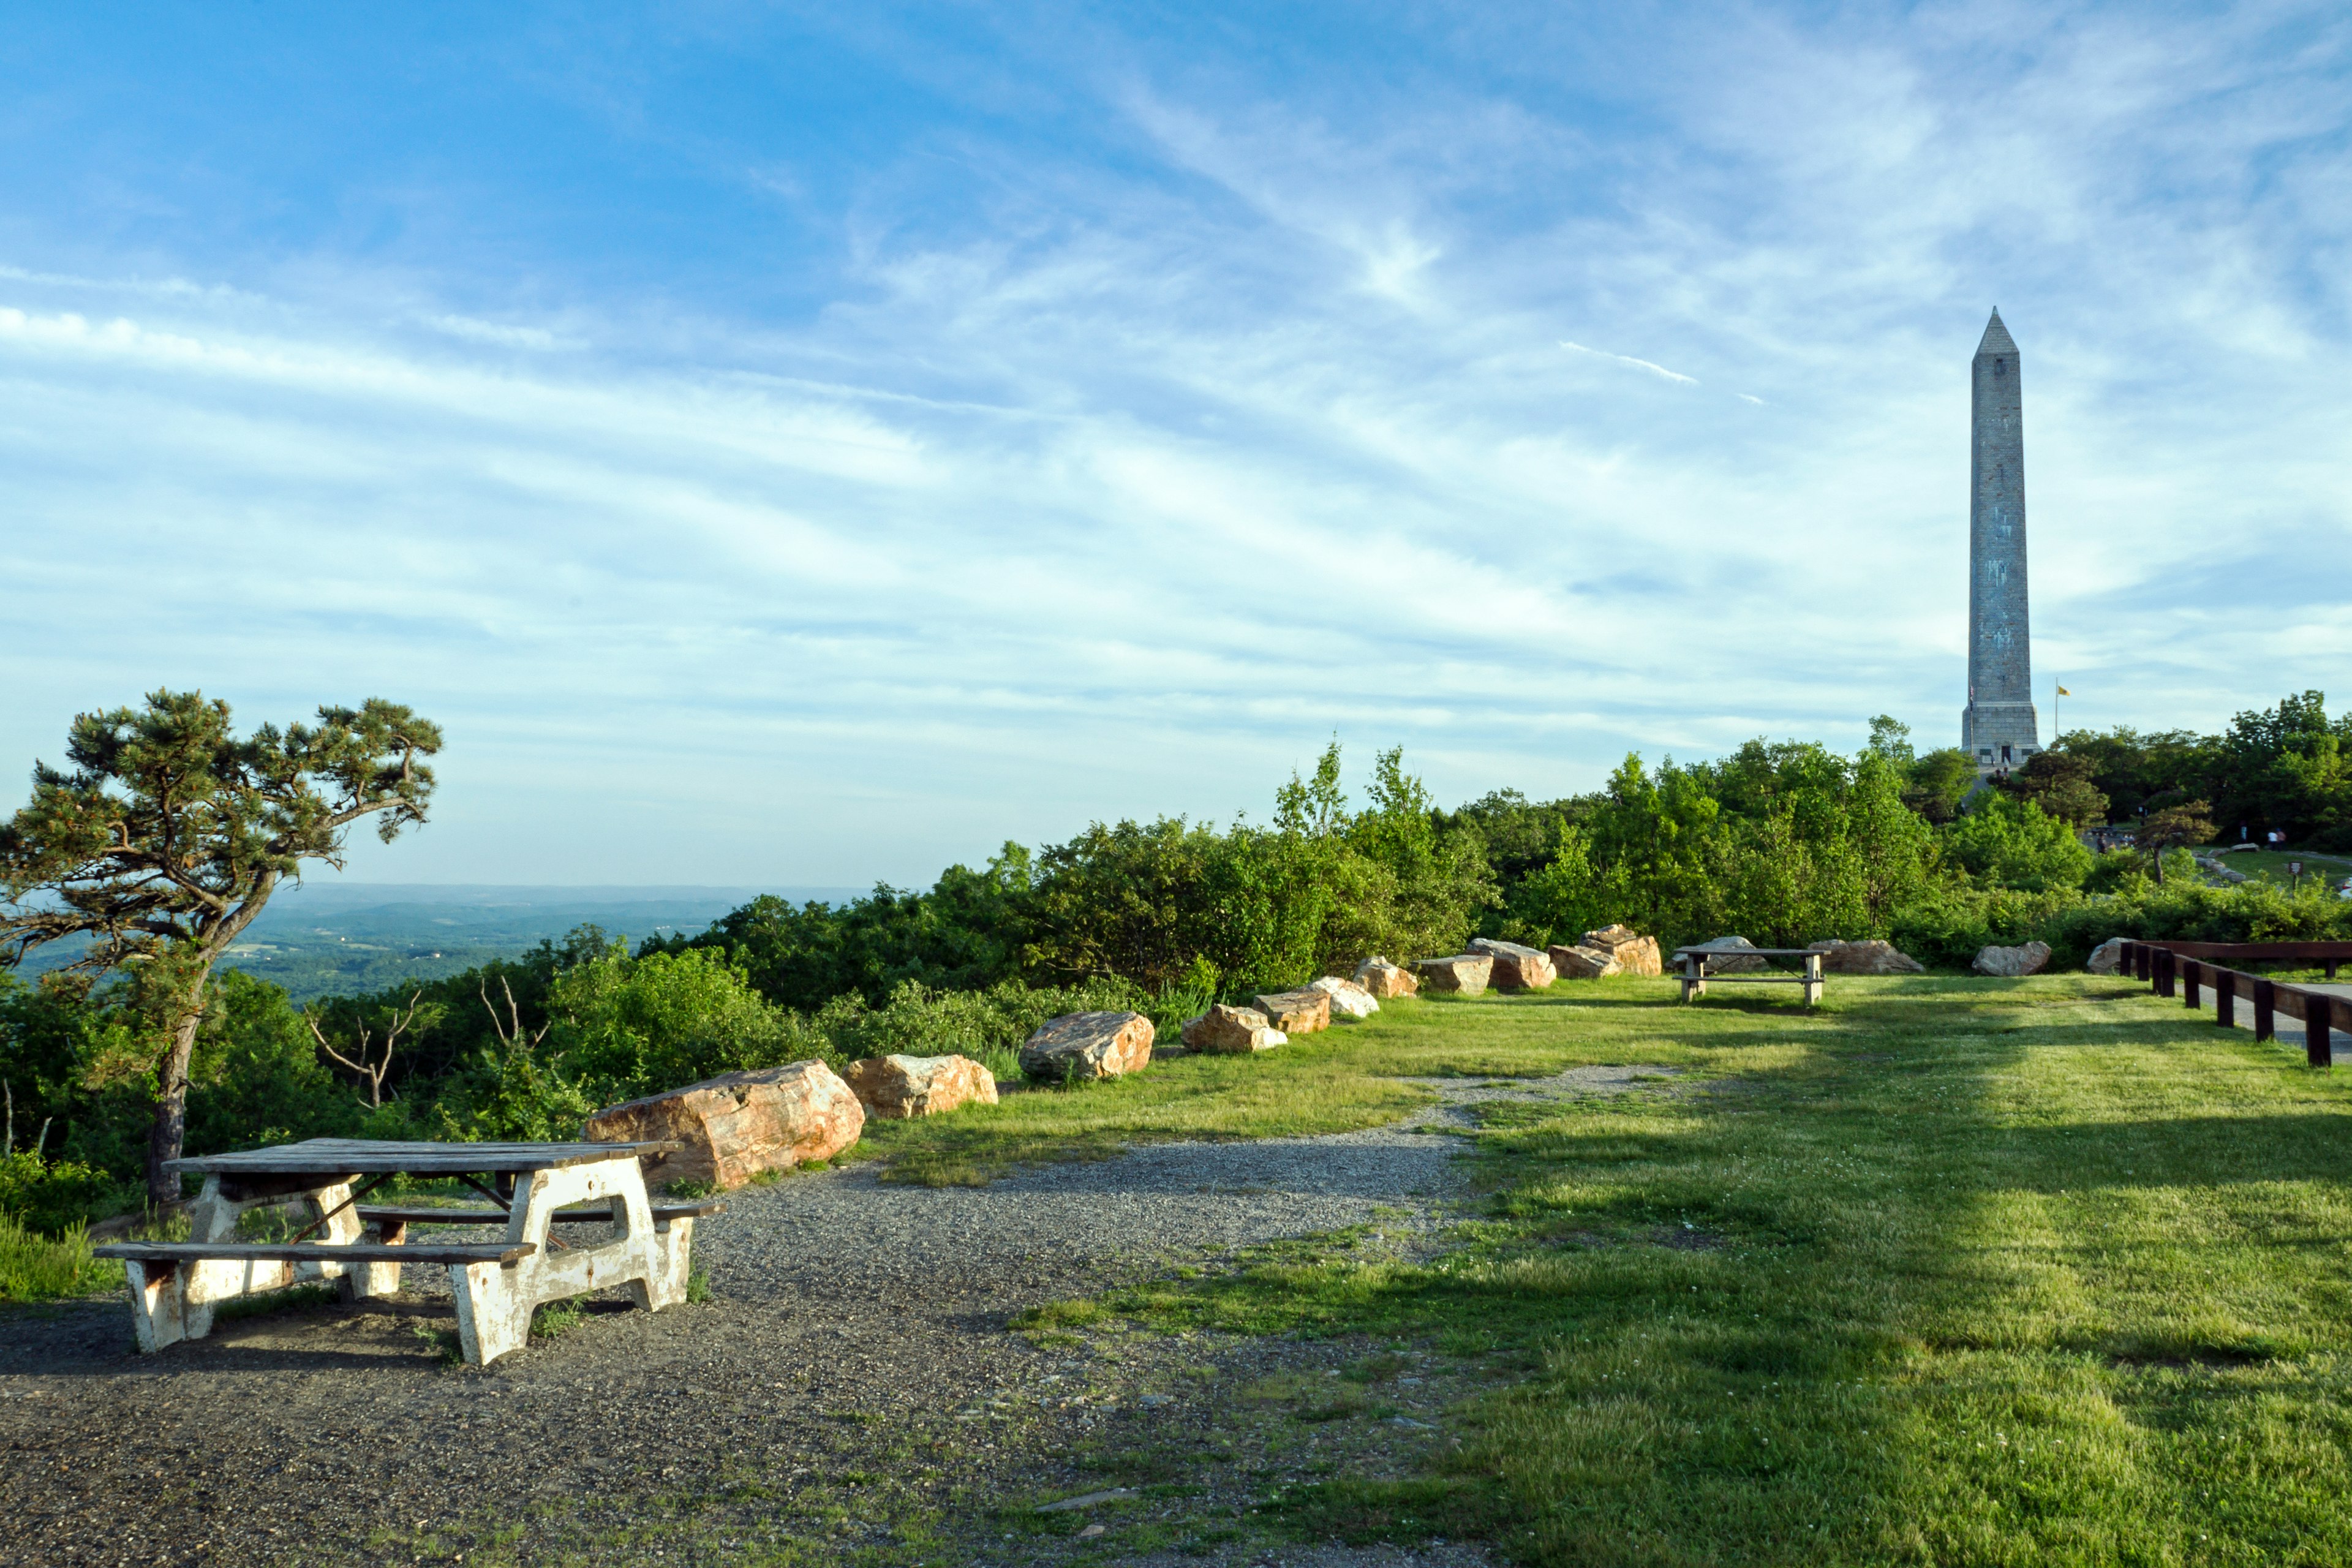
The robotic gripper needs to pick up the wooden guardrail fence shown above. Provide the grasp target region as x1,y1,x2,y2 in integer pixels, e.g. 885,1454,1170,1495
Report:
2120,940,2352,1068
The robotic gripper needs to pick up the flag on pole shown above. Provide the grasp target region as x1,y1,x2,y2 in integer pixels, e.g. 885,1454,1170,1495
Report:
2056,685,2071,696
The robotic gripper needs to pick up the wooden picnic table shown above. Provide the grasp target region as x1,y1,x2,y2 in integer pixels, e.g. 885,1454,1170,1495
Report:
1670,946,1826,1007
92,1138,715,1366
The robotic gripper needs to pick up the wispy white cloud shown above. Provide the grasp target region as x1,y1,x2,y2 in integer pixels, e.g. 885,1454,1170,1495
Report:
1560,339,1698,385
1,3,2348,883
420,313,579,351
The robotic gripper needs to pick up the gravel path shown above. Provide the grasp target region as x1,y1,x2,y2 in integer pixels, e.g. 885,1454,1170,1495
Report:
696,1120,1468,1305
0,1068,1668,1567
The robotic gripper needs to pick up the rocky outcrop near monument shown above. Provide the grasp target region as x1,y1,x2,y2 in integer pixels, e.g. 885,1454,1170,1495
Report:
1686,935,1767,973
1972,941,2052,978
1020,1011,1155,1082
1806,940,1926,975
585,1060,864,1189
1549,942,1620,979
1352,958,1419,998
842,1054,998,1120
1255,989,1333,1035
1580,925,1663,977
2085,937,2128,975
1308,975,1380,1019
1414,954,1493,995
1468,937,1556,990
1179,1005,1286,1054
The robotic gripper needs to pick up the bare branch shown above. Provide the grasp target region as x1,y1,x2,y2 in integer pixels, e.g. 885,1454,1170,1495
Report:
480,976,551,1050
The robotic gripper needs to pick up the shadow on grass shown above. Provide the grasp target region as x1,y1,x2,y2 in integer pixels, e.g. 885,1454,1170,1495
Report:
1077,976,2352,1562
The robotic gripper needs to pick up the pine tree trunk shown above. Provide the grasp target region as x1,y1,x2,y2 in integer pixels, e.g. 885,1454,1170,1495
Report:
145,990,206,1209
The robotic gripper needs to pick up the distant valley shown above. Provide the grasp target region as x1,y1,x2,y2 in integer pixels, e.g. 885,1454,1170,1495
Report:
17,883,863,1003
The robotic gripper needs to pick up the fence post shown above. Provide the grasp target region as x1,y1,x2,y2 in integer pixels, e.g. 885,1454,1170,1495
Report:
2254,979,2276,1042
2135,943,2152,983
2158,949,2176,1000
2305,992,2332,1069
2216,973,2236,1028
2183,960,2201,1009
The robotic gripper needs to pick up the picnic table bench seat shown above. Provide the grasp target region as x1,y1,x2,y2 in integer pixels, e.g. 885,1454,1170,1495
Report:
93,1239,537,1266
355,1199,724,1228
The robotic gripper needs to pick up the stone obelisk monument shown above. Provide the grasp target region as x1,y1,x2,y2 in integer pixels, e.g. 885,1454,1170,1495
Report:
1960,307,2040,775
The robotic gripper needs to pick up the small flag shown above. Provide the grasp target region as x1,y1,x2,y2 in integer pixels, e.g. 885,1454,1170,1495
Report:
2056,685,2071,696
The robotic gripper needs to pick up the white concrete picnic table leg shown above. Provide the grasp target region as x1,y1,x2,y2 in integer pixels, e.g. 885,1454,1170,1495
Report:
123,1174,371,1351
448,1156,680,1367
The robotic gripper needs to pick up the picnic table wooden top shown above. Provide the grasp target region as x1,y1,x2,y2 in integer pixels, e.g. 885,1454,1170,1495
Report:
1670,946,1823,959
162,1137,683,1178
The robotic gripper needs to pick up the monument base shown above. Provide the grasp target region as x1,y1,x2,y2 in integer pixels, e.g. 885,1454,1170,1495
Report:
1962,702,2041,777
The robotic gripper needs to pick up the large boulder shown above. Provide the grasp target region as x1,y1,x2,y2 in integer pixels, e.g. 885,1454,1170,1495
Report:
1414,954,1493,995
1468,938,1556,990
1308,976,1379,1019
1549,943,1621,980
1255,989,1333,1035
1180,1005,1286,1054
1581,925,1664,978
585,1060,864,1191
842,1054,998,1120
1686,935,1767,974
1020,1011,1155,1082
1352,958,1420,998
1973,941,2052,978
2086,937,2128,975
1806,939,1926,976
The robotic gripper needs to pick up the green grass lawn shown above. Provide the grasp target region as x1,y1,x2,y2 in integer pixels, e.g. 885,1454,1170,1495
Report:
2206,846,2352,891
875,973,2352,1566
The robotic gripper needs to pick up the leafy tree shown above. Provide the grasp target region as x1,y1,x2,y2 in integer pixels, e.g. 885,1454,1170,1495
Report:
1997,750,2109,827
2053,726,2216,823
1943,794,2093,891
2138,799,2217,886
1868,715,1917,768
2212,692,2352,846
0,692,438,1205
1444,787,1579,891
660,848,1029,1011
1904,748,1978,824
1352,748,1494,958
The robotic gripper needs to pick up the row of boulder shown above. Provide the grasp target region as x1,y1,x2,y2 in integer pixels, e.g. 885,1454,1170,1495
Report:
589,922,2076,1194
1411,924,1662,993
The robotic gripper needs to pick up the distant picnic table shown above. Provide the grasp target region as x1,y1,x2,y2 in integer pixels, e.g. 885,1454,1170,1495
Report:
1670,946,1826,1007
93,1138,719,1366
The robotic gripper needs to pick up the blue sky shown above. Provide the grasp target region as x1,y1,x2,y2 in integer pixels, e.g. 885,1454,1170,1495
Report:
2,2,2346,886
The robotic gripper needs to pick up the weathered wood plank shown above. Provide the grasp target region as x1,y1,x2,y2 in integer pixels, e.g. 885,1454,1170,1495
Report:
356,1202,724,1226
1668,948,1829,960
2133,941,2352,963
164,1138,680,1177
93,1240,535,1265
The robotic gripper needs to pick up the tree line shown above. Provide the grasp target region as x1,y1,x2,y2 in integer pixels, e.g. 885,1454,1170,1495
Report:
6,688,2350,1234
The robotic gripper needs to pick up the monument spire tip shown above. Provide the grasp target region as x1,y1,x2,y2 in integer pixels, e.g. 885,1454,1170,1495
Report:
1974,307,2018,358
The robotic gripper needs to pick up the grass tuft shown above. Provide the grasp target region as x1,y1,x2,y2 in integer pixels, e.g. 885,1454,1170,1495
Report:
0,1211,120,1301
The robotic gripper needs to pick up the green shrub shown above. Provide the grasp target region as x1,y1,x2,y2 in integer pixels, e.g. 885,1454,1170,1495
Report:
0,1148,140,1235
0,1210,119,1301
810,976,1150,1083
1943,794,2092,891
2032,881,2352,968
